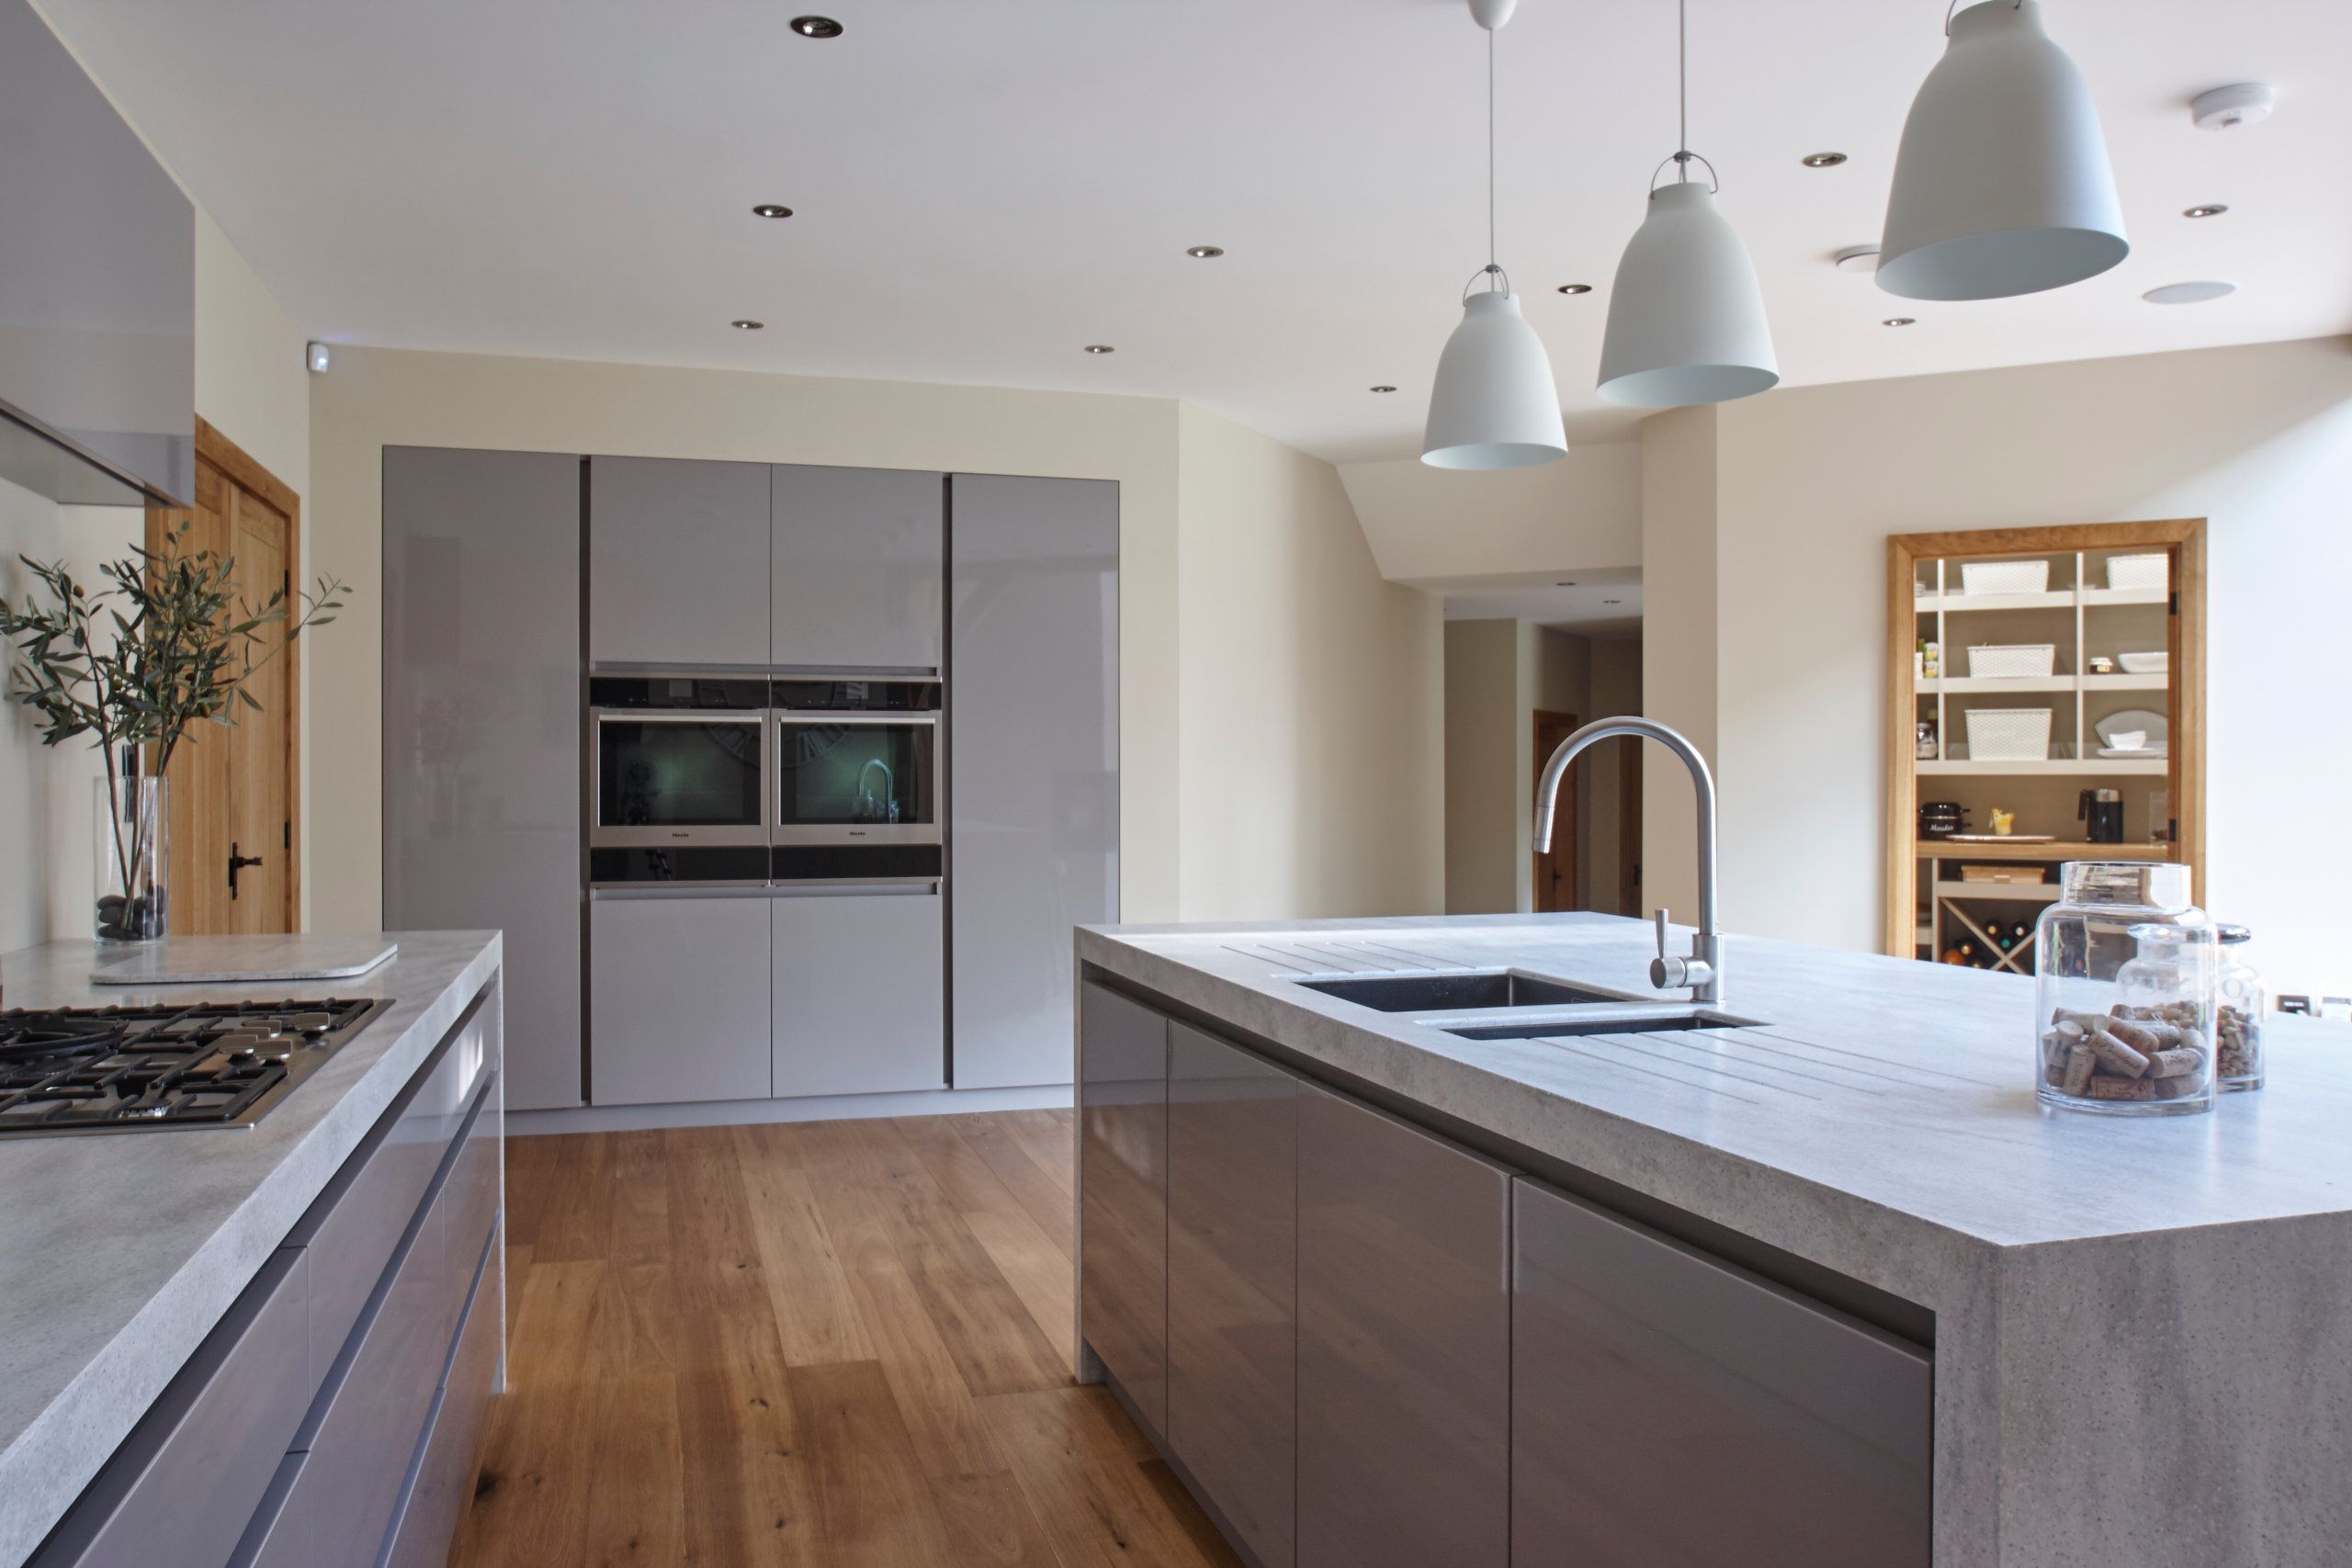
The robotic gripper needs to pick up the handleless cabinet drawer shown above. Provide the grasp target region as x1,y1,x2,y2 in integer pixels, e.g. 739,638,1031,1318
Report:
28,1249,310,1568
285,992,489,1387
380,1229,504,1568
287,1079,493,1564
446,1072,502,1289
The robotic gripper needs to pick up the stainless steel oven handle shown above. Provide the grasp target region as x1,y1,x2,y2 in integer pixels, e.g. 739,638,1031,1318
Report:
590,883,772,899
767,879,941,896
594,709,769,724
773,710,939,725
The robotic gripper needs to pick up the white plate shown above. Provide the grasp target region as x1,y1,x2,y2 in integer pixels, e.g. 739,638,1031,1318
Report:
2095,707,2168,750
2116,651,2167,675
2098,746,2168,760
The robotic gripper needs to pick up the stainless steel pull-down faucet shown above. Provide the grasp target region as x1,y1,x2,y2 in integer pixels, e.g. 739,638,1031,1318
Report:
1532,716,1723,1006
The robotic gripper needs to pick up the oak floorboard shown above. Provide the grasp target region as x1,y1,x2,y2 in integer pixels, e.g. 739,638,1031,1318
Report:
953,1112,1078,1256
453,1112,1234,1568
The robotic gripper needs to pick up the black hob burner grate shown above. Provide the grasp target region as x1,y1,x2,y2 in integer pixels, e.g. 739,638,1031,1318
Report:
0,997,390,1137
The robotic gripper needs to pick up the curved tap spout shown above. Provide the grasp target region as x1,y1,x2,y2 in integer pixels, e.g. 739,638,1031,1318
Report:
1532,716,1721,1004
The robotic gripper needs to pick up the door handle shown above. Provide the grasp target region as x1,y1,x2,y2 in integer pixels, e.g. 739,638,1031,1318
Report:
228,842,265,900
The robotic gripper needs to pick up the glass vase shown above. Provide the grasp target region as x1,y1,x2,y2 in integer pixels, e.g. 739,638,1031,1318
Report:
95,771,168,943
2033,862,2215,1116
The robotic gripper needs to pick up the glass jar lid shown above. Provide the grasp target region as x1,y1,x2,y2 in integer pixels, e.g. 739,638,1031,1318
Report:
2217,923,2253,946
2061,861,2195,911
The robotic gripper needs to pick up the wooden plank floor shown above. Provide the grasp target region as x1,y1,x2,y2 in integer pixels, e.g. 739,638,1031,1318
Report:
448,1111,1241,1568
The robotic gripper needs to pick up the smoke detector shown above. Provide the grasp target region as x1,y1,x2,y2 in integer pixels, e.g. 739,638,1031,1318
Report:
2191,84,2275,131
1834,245,1881,275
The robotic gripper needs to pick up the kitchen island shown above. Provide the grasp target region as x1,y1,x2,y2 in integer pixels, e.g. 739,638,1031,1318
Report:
1073,913,2352,1568
0,932,503,1568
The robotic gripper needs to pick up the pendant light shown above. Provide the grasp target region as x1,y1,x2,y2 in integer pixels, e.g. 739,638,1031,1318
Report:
1596,0,1777,407
1421,1,1566,470
1878,1,2127,301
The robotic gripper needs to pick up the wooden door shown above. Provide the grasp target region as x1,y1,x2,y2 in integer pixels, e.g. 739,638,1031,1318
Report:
150,418,303,935
1532,710,1578,912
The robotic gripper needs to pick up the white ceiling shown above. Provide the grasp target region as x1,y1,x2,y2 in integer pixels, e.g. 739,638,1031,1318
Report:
1442,569,1643,639
38,0,2352,464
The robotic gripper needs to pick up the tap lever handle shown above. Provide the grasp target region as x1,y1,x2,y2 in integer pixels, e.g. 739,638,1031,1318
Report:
1654,908,1669,959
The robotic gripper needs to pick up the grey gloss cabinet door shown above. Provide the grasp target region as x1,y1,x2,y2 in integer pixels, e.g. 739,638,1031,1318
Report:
384,447,582,1109
948,474,1118,1089
1510,1178,1931,1567
771,464,942,669
771,887,945,1097
589,893,772,1104
1296,1080,1510,1568
588,457,771,667
1167,1023,1296,1568
1078,980,1168,1437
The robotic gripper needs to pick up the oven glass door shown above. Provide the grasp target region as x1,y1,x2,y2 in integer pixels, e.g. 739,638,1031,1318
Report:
594,713,767,842
775,715,937,840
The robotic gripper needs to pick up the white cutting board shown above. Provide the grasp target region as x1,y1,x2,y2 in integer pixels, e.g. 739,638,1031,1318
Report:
91,935,398,986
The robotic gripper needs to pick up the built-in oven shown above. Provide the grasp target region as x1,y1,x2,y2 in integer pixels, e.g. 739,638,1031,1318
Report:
589,674,771,886
772,676,943,886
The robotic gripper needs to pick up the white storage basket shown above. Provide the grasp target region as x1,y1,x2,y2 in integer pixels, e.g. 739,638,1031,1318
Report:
2105,554,2168,592
1967,644,2057,679
1960,558,2050,595
1964,708,2054,761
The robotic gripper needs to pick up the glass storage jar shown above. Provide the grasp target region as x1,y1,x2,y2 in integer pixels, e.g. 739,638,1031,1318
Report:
2033,863,2216,1116
2216,924,2265,1092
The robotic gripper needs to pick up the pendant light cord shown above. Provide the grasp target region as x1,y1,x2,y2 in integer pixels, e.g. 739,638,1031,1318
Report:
1487,26,1498,281
1676,0,1689,181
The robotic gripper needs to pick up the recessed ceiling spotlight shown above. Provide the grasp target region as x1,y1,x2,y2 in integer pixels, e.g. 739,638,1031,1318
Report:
1370,385,1397,393
1883,317,1917,327
1801,152,1849,168
1555,580,1577,587
1602,599,1623,605
1555,283,1593,295
2184,203,2229,219
2143,280,2237,305
752,203,794,220
1834,245,1880,275
2190,83,2275,131
729,319,765,330
1082,344,1115,355
789,15,842,38
1185,245,1225,259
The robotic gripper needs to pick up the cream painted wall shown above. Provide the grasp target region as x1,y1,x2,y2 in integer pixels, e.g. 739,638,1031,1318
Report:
1175,403,1442,921
308,344,1182,934
1443,620,1519,914
1339,443,1641,585
0,478,69,954
1654,335,2352,997
1638,406,1717,926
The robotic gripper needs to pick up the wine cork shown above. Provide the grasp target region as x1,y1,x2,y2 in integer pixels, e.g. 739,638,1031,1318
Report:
2087,1077,2158,1101
2101,1017,2172,1055
2154,1071,2209,1101
2087,1029,2152,1079
2062,1045,2096,1098
2149,1048,2204,1079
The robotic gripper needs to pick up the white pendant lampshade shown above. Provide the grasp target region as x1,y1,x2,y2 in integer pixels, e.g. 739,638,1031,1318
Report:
1597,180,1779,407
1423,287,1567,469
1878,0,2127,301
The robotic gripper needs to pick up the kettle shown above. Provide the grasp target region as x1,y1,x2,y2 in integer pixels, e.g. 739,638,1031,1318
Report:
2078,788,2125,844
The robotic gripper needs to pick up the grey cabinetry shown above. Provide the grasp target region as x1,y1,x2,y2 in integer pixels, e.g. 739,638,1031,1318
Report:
770,464,943,669
1167,1023,1296,1568
0,0,194,507
771,886,944,1097
1510,1178,1932,1567
950,475,1119,1089
1296,1081,1510,1568
384,447,582,1109
1077,980,1169,1437
588,457,770,667
589,892,772,1104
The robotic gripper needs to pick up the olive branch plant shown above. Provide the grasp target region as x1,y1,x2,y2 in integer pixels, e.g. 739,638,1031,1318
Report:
0,522,346,929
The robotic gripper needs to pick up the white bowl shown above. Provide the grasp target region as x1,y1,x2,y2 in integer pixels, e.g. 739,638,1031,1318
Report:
2104,730,2148,751
2116,650,2167,675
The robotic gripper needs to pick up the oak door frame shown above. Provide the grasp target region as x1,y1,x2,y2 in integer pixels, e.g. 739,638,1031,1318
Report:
1883,518,2207,956
144,414,305,931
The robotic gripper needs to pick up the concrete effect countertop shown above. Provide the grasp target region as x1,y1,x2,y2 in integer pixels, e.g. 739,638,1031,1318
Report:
1076,912,2352,1565
0,931,502,1568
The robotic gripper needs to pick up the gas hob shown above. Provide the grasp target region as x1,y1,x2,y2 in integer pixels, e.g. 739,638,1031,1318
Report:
0,998,391,1137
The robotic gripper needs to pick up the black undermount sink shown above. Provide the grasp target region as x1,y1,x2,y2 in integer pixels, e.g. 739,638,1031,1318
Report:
1298,971,1621,1013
